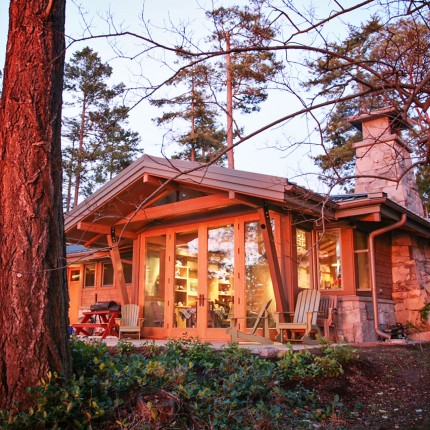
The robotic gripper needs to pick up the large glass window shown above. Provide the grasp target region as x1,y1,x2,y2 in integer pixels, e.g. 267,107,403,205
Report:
207,225,234,328
319,230,342,290
69,268,81,282
144,235,166,327
174,230,199,328
296,229,312,289
355,231,370,291
102,262,114,286
120,249,133,284
84,264,96,288
245,221,274,328
123,263,133,284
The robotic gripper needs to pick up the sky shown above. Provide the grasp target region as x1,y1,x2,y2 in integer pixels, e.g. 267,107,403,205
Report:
0,0,374,193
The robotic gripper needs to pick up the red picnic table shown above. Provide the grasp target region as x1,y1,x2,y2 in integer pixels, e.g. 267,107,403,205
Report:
72,310,120,339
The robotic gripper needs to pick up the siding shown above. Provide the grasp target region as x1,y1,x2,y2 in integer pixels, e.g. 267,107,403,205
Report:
375,236,393,299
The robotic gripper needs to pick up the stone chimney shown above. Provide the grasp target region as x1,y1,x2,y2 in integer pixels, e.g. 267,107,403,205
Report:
349,107,424,216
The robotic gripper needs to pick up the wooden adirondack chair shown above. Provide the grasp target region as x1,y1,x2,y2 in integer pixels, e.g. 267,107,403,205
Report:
274,290,321,344
317,295,338,341
117,304,144,339
226,299,273,344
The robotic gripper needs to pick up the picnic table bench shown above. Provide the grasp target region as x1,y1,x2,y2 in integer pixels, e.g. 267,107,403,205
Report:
72,310,120,339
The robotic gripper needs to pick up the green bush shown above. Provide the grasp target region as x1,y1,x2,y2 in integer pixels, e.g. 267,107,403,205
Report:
0,338,354,429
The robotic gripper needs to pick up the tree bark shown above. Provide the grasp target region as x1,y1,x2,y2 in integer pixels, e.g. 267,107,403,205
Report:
0,0,72,410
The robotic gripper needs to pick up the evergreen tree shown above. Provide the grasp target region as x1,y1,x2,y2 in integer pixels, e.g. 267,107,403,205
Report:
87,104,141,193
63,47,141,210
207,0,283,168
308,16,430,195
151,63,226,164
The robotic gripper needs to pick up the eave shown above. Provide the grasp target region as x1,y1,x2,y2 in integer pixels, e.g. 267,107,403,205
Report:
65,155,334,247
335,193,430,238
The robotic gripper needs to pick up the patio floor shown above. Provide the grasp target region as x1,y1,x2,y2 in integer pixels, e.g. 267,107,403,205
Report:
78,335,318,355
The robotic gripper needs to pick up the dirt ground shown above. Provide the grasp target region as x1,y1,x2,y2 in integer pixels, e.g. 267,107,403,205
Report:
309,342,430,429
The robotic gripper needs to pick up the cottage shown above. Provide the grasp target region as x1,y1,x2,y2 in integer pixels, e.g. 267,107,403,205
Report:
65,108,430,343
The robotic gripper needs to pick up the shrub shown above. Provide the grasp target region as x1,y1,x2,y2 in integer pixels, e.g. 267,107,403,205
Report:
0,338,352,429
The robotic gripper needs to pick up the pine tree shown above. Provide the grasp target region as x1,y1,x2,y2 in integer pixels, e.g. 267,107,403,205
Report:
151,63,226,164
87,104,141,191
308,16,430,194
207,0,283,168
63,47,140,210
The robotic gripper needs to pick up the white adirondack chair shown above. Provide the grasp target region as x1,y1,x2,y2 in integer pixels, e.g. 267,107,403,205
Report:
117,304,144,339
274,290,321,344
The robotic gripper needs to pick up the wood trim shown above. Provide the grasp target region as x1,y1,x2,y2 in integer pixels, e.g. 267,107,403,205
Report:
132,239,140,305
143,173,174,188
258,206,288,313
228,191,262,208
280,213,295,312
115,194,233,225
340,227,356,295
336,205,381,220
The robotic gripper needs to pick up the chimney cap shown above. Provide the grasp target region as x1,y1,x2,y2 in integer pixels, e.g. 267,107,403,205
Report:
348,107,410,132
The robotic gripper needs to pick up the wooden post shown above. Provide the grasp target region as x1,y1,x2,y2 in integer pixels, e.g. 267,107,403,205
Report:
258,205,288,313
107,234,130,305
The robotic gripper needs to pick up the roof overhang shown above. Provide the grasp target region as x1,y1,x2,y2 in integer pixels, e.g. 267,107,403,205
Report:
335,193,430,238
65,155,334,247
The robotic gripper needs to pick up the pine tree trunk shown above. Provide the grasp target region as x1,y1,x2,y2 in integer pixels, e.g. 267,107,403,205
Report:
0,0,72,410
74,95,87,207
225,32,235,169
190,75,196,162
66,140,76,212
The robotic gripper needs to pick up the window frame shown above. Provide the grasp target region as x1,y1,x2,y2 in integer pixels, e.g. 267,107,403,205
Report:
83,263,96,288
318,229,343,291
354,230,371,292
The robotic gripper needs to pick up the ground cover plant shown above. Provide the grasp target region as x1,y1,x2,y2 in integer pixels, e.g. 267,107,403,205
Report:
0,338,429,429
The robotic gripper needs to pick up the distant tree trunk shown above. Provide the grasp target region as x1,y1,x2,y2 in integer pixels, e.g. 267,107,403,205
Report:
190,77,196,162
225,32,235,169
0,0,72,410
74,95,87,207
65,139,76,212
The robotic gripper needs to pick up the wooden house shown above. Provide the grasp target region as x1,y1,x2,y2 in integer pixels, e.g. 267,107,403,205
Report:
65,109,430,342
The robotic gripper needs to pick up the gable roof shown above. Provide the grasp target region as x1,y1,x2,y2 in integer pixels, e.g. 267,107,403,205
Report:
64,154,335,246
65,154,430,248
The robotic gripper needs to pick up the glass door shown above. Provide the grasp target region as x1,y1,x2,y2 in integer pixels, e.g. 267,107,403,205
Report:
171,226,235,339
143,235,166,331
206,225,235,332
244,221,275,330
172,230,199,333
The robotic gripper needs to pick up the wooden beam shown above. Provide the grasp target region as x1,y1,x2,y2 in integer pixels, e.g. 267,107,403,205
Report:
119,188,172,225
356,213,381,222
107,235,130,305
336,205,380,220
84,234,103,247
228,191,261,208
116,194,233,225
258,205,288,313
77,222,138,240
143,173,175,188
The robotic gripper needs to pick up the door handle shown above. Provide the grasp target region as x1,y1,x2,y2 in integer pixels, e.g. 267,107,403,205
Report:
198,294,205,306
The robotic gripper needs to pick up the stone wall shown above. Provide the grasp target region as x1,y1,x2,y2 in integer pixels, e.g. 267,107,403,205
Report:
337,296,395,343
391,232,430,327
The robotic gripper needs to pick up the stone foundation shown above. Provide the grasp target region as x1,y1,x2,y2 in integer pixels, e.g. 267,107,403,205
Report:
337,296,395,343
